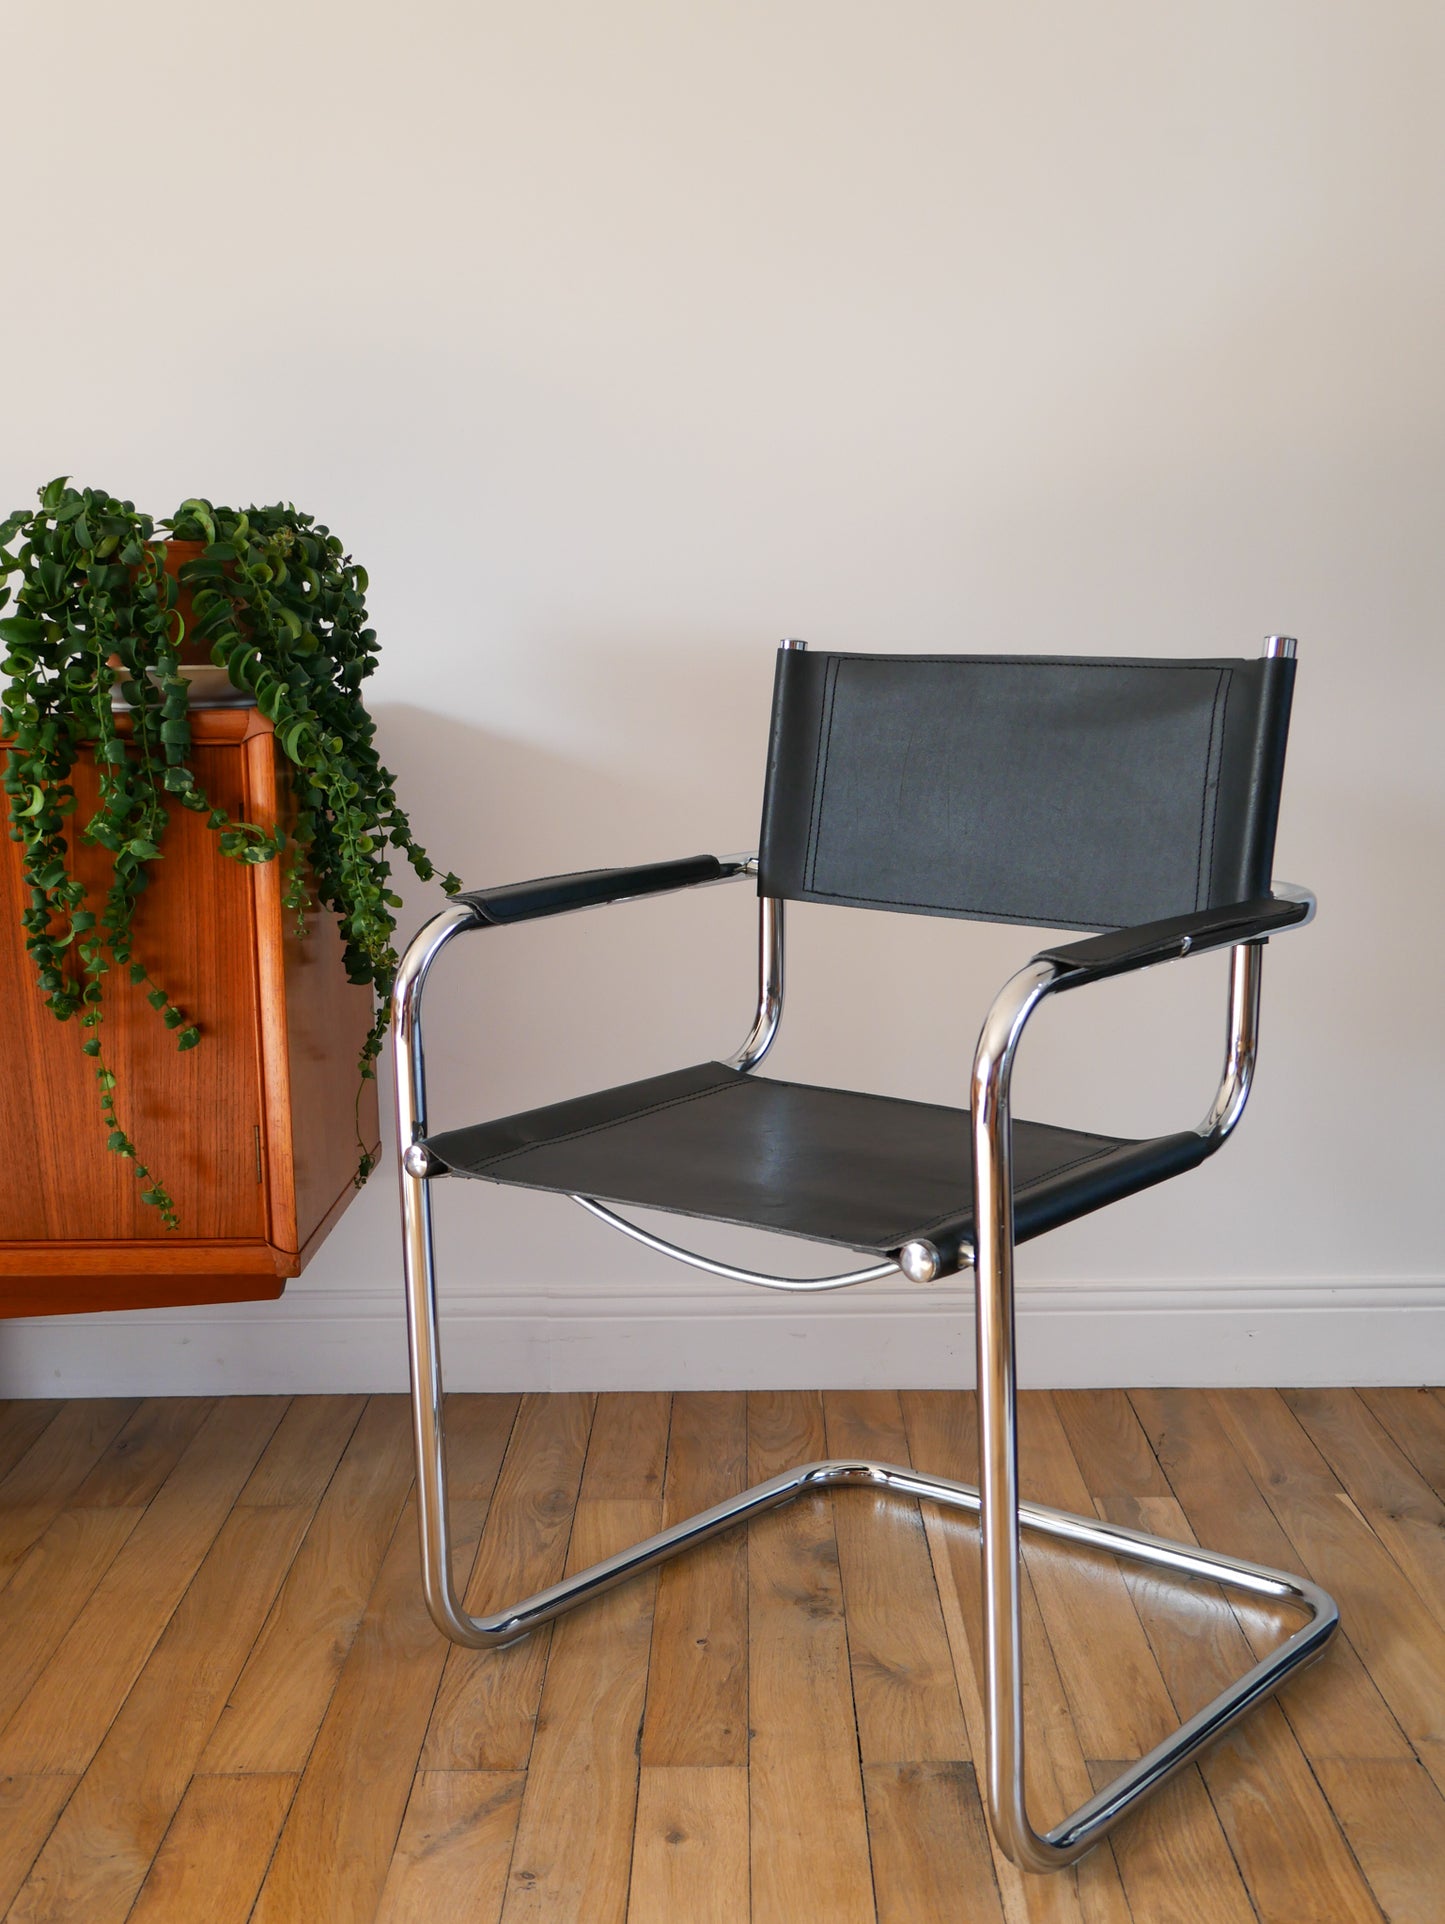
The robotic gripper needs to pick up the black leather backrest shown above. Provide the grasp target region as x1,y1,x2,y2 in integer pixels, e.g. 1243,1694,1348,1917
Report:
757,650,1295,932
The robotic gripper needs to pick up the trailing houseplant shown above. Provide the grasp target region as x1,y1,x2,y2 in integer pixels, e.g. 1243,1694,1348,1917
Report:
0,478,458,1227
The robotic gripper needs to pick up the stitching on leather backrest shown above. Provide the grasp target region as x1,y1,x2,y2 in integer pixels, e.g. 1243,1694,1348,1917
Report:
803,657,839,895
1196,669,1231,910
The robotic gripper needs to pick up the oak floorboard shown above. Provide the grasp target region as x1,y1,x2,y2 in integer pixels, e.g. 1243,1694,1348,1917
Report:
0,1398,287,1776
823,1389,970,1766
3,1396,358,1924
0,1406,63,1486
420,1392,591,1772
499,1497,661,1923
374,1771,523,1924
499,1392,673,1924
1283,1387,1445,1635
0,1777,75,1919
1051,1389,1171,1499
201,1394,418,1773
1129,1385,1413,1767
864,1762,1005,1924
68,1396,215,1509
1358,1385,1445,1500
1087,1760,1255,1924
1312,1758,1445,1924
582,1391,670,1502
0,1509,141,1738
0,1400,137,1582
125,1774,296,1924
235,1392,367,1508
628,1767,749,1924
747,1390,874,1924
640,1392,749,1769
1209,1388,1445,1792
250,1393,517,1924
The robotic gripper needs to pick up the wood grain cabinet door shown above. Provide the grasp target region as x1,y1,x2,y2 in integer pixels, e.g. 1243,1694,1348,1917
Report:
0,725,269,1244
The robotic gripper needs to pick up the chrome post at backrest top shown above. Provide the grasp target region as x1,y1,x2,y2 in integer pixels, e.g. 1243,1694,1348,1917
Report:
1262,634,1298,658
725,636,803,1075
1196,941,1263,1147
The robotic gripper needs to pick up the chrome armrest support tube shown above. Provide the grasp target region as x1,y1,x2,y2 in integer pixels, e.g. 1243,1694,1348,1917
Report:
1196,940,1263,1145
971,958,1065,1868
727,892,784,1072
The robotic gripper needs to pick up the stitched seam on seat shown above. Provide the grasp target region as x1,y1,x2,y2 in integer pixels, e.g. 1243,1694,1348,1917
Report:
798,658,1238,926
895,1141,1128,1243
465,1073,747,1172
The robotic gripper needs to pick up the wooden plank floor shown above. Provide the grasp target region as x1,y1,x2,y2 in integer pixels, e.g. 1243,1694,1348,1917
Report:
1,1388,1442,1922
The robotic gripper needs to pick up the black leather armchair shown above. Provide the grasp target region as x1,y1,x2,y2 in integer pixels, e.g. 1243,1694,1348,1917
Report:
391,635,1330,1874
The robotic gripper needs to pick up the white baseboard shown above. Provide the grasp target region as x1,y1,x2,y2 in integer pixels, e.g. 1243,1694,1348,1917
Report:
1,1274,1440,1398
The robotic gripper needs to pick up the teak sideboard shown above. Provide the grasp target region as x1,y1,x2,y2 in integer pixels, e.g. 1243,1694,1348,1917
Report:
0,706,379,1317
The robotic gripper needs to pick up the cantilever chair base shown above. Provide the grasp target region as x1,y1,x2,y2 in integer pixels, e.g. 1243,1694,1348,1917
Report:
402,1441,1337,1867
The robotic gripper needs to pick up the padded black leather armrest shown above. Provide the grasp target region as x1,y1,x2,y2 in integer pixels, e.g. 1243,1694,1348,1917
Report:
459,854,729,926
1036,894,1311,983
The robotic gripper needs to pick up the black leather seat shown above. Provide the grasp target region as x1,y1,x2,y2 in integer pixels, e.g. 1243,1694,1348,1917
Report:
424,1059,1208,1269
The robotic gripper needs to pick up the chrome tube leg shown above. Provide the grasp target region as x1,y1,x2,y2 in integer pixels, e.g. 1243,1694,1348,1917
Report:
973,961,1058,1870
393,905,487,1643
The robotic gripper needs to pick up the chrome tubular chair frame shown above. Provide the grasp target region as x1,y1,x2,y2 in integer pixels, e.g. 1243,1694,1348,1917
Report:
393,883,1334,1873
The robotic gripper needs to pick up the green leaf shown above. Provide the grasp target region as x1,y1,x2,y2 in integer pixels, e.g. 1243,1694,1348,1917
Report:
177,499,216,543
126,838,162,860
177,1025,200,1050
147,988,167,1009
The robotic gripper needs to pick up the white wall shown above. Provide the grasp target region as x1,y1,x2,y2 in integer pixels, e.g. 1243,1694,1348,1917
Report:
3,2,1442,1393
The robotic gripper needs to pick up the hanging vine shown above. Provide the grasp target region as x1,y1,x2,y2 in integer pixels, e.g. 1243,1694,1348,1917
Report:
0,479,458,1227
